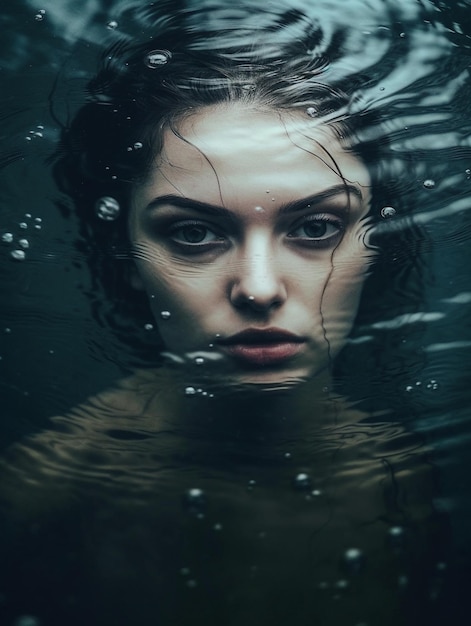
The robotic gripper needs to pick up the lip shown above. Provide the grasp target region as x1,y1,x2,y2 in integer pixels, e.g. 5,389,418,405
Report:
218,328,306,367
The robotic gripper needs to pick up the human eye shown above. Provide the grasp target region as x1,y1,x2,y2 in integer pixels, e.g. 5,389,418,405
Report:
286,213,345,249
165,220,227,252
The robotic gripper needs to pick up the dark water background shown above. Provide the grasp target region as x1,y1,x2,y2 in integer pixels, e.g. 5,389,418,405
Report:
1,1,471,625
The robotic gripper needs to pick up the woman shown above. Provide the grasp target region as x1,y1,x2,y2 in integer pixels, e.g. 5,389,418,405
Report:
0,1,462,625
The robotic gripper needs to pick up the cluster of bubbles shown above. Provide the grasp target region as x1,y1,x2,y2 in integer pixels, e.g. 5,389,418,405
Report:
2,214,42,261
405,379,439,392
144,50,172,69
184,386,214,398
34,9,45,22
95,196,120,221
25,125,44,141
126,141,143,152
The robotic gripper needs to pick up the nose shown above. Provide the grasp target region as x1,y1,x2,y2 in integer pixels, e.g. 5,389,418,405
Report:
229,236,287,312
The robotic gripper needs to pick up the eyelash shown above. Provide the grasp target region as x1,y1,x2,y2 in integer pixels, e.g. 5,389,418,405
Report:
159,214,345,253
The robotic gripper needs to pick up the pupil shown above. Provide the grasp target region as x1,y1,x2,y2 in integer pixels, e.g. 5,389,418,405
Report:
183,226,206,243
304,221,327,238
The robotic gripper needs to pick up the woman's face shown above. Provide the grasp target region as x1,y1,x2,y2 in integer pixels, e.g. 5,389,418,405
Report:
129,104,373,389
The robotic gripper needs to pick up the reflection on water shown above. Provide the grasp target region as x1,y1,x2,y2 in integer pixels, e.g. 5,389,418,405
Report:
1,1,471,625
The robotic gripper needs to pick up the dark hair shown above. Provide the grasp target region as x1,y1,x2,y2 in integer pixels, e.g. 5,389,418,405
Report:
52,1,465,404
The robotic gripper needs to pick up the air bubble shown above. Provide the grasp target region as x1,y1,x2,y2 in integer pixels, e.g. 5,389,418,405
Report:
95,196,120,221
34,217,42,224
342,547,365,574
466,169,471,179
11,250,26,261
18,239,29,249
194,357,204,365
213,523,223,531
388,526,405,548
19,222,28,230
306,106,316,117
423,179,436,189
133,142,143,150
380,206,396,218
13,617,41,626
106,20,118,30
183,488,206,514
144,49,172,68
293,472,311,490
405,385,413,392
144,323,154,331
311,489,322,497
184,386,197,396
160,310,171,319
1,233,13,243
34,13,44,22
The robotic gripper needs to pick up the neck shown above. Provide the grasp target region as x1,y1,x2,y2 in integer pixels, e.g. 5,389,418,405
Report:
158,366,352,443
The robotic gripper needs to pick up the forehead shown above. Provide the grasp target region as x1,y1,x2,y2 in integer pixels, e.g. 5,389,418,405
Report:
138,104,370,205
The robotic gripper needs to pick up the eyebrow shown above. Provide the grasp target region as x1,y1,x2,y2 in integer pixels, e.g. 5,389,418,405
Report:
145,184,363,217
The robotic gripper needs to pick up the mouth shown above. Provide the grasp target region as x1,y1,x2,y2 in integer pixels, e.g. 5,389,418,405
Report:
217,328,306,367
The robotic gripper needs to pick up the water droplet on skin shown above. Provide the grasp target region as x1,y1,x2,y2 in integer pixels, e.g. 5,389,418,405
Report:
133,142,143,150
194,357,204,365
18,239,29,249
306,106,316,117
95,196,120,221
160,310,171,319
293,473,311,490
106,20,118,30
343,547,365,574
144,49,172,68
144,323,153,331
184,386,197,396
423,179,436,189
254,206,264,212
10,249,26,261
1,233,13,243
19,222,27,230
380,206,396,218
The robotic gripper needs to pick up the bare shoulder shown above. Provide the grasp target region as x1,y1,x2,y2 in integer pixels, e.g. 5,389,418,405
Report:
0,368,174,519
